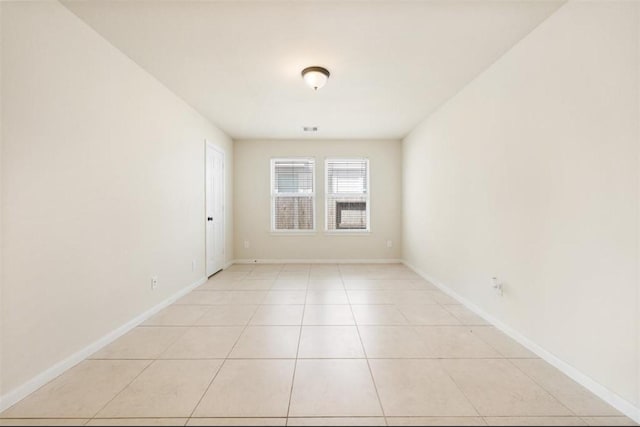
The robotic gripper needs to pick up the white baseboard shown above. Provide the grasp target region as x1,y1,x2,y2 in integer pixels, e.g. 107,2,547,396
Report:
0,275,207,413
402,260,640,424
231,258,403,264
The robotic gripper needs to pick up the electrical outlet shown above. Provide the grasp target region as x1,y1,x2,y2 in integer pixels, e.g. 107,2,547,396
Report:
387,240,393,248
244,240,250,249
151,276,158,290
192,260,196,272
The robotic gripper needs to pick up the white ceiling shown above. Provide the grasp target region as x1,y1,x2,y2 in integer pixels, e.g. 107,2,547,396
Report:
63,1,563,140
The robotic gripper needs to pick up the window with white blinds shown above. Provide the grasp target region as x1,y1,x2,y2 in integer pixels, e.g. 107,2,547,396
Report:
271,158,315,231
325,158,370,231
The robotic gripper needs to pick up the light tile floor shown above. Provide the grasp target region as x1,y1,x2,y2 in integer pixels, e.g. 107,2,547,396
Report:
1,264,637,426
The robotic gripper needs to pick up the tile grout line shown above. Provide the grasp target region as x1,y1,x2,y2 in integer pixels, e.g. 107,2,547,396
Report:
341,266,389,427
284,269,311,422
185,274,264,421
435,357,484,420
504,357,578,417
87,358,156,422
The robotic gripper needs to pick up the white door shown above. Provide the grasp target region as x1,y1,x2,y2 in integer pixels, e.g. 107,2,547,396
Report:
206,142,225,277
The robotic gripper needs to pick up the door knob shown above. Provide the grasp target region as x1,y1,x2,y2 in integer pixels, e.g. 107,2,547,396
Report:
207,217,213,221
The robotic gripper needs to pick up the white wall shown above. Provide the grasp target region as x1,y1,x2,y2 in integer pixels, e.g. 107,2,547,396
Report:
0,1,233,396
234,139,401,261
403,0,639,410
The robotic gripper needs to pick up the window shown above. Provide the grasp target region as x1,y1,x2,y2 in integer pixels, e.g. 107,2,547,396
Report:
325,158,369,231
271,158,315,231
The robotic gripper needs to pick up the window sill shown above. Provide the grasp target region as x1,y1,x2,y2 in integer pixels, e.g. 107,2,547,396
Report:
324,230,371,235
270,231,317,236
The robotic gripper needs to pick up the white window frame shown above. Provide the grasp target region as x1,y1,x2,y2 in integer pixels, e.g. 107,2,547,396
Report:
270,157,316,233
324,158,371,233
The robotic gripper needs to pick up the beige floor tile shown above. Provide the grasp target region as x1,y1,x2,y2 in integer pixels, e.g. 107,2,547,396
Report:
0,420,89,426
441,359,571,416
1,360,150,418
263,290,307,304
195,305,257,326
386,417,486,426
425,291,460,305
188,290,254,303
408,280,439,291
250,305,304,325
369,359,477,416
511,359,620,416
160,326,243,359
392,291,439,305
227,291,268,305
232,280,275,290
97,360,221,418
272,280,308,290
414,326,501,358
187,418,286,426
307,280,345,290
376,280,418,290
303,305,355,325
252,264,284,272
347,290,397,304
344,280,414,291
143,305,211,326
277,272,310,281
282,264,311,272
343,280,389,290
470,327,537,358
581,417,639,426
298,326,365,358
397,304,461,325
247,271,280,280
192,359,295,417
90,327,185,359
287,417,386,426
198,281,241,291
351,305,408,325
443,305,489,326
177,291,231,305
306,290,349,304
358,326,430,358
289,359,383,417
309,274,343,281
229,326,300,358
484,416,587,426
87,419,187,426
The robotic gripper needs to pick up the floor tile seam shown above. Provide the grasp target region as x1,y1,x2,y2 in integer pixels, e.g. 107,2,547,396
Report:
285,273,311,418
186,297,263,419
433,358,483,418
503,358,578,417
343,272,389,425
87,358,156,421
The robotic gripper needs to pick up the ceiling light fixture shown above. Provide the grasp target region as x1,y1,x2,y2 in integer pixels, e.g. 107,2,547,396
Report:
301,66,330,91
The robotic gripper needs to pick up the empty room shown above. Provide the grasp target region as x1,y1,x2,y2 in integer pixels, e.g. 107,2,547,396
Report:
1,0,639,426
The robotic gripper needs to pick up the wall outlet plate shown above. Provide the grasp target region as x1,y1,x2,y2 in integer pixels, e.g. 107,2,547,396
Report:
151,276,158,290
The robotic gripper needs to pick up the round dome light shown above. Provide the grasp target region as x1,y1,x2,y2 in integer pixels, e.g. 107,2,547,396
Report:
301,66,330,91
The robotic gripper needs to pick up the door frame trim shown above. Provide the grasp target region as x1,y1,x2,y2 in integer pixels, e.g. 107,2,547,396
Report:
205,139,226,277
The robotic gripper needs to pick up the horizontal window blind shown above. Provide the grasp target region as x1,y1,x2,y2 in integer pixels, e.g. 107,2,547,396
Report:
326,159,369,231
271,159,315,231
